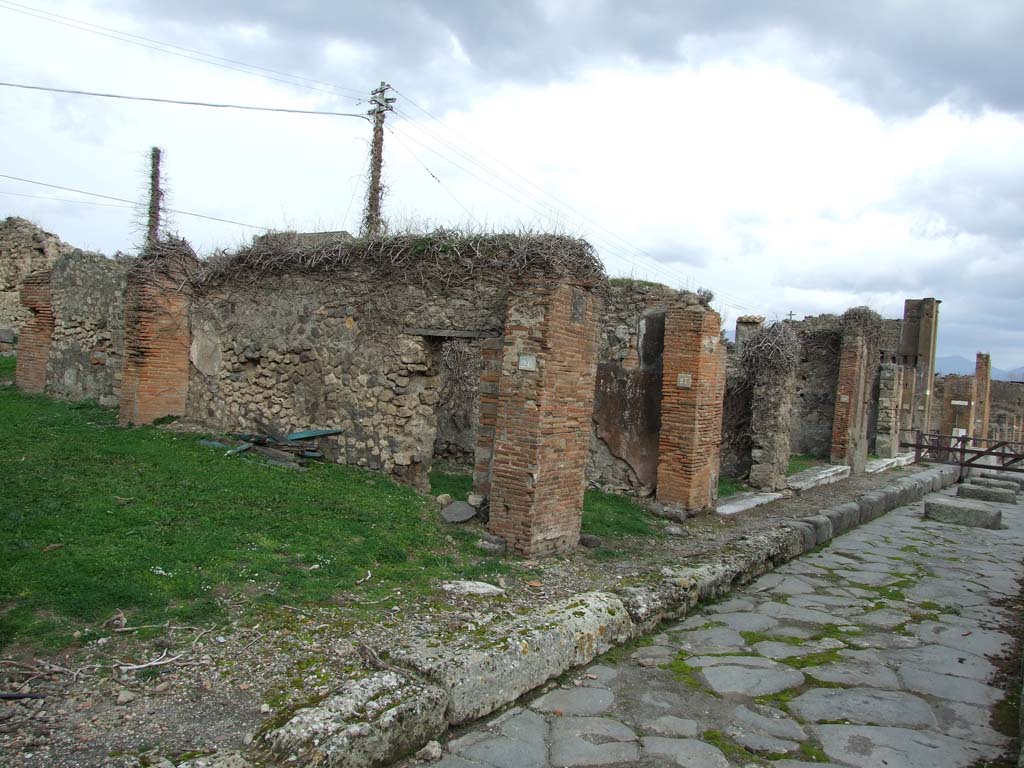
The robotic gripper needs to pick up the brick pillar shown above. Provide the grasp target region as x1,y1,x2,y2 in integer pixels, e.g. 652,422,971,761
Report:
874,362,904,458
830,332,870,472
488,283,601,557
974,353,992,443
119,270,191,425
939,376,976,439
14,271,53,393
472,336,504,497
657,303,726,512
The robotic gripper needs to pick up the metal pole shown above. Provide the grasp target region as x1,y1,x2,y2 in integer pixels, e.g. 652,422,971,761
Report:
361,81,395,237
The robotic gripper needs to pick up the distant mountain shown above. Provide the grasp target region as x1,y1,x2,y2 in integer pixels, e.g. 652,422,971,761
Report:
935,355,1024,381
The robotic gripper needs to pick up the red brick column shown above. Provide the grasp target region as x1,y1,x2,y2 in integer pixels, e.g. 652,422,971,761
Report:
975,352,992,443
488,283,601,557
119,272,191,425
472,336,503,496
656,303,726,512
830,332,869,471
14,271,54,393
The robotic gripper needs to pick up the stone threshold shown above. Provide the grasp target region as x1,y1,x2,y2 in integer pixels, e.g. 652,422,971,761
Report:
787,463,850,491
247,464,958,768
715,490,784,516
865,452,916,474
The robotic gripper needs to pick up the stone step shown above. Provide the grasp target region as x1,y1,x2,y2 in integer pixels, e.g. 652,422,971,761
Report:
716,491,784,516
957,483,1017,504
787,464,850,492
924,497,1003,529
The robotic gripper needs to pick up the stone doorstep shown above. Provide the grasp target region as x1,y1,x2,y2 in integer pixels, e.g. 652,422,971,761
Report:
262,465,960,768
865,453,916,474
716,491,785,516
787,464,851,492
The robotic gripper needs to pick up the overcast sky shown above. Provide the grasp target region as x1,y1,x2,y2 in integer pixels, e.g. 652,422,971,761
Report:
1,1,1022,366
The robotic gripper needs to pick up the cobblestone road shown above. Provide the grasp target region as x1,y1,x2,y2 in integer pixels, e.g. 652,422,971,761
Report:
426,485,1024,767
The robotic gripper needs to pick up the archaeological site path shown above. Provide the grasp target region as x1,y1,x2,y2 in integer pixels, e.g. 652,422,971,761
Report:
415,486,1024,768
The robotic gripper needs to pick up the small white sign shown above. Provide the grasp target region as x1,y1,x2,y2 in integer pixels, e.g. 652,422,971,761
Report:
517,354,538,371
951,399,970,406
676,373,692,389
839,394,850,403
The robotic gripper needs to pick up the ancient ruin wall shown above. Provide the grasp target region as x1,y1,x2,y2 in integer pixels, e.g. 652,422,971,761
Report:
1,217,74,343
789,315,843,457
45,252,129,407
185,232,603,491
989,380,1024,441
587,280,681,493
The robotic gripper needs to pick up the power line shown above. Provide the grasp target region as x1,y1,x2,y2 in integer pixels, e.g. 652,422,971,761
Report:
0,81,370,119
0,0,363,101
391,94,754,310
0,173,269,230
384,125,478,225
0,189,134,210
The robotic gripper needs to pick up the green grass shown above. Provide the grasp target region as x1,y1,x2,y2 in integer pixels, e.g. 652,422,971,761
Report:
0,387,509,650
717,476,747,499
428,462,472,500
0,355,14,378
580,489,654,538
787,453,826,475
429,464,656,539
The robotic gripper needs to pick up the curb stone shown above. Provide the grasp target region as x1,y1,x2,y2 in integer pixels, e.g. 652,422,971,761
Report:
260,465,957,768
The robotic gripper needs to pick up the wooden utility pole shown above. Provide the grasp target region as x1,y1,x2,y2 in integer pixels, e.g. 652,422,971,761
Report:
146,146,163,247
361,81,395,237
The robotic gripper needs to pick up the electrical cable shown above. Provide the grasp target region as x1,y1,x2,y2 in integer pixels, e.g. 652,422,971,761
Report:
0,0,363,101
0,173,269,229
0,81,369,118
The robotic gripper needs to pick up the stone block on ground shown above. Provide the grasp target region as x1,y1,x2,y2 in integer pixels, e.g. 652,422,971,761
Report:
441,501,477,523
957,483,1017,504
979,470,1024,489
856,492,886,522
924,498,1002,530
788,465,850,492
970,477,1020,493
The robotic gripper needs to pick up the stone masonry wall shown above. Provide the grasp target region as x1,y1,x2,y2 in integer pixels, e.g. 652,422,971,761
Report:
187,266,510,490
790,315,843,457
588,281,680,493
989,380,1024,442
748,367,796,490
46,252,129,407
873,362,904,458
1,217,74,340
487,284,601,555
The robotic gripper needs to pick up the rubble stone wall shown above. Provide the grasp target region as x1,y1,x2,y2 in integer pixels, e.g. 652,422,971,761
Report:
790,316,843,457
45,252,128,407
1,217,74,342
988,380,1024,441
186,271,507,490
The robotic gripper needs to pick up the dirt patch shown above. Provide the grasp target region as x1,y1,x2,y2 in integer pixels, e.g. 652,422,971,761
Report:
0,465,927,767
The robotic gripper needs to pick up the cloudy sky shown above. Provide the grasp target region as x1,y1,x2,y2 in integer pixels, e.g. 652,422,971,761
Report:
1,1,1022,367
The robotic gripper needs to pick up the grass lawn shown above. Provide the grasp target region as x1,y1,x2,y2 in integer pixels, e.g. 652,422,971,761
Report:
0,385,517,651
3,380,661,651
717,476,747,498
0,355,14,378
429,465,655,539
787,453,826,476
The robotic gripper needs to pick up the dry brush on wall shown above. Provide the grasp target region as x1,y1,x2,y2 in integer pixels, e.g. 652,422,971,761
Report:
185,230,605,490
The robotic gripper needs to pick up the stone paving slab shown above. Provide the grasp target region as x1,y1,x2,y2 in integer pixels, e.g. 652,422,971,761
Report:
406,486,1024,768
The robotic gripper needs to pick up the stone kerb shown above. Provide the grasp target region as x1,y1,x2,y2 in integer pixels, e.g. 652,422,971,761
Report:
487,283,601,557
264,465,959,768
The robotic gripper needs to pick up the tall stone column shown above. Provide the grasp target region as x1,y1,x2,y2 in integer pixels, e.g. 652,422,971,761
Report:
831,332,870,472
14,271,53,394
975,353,992,443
